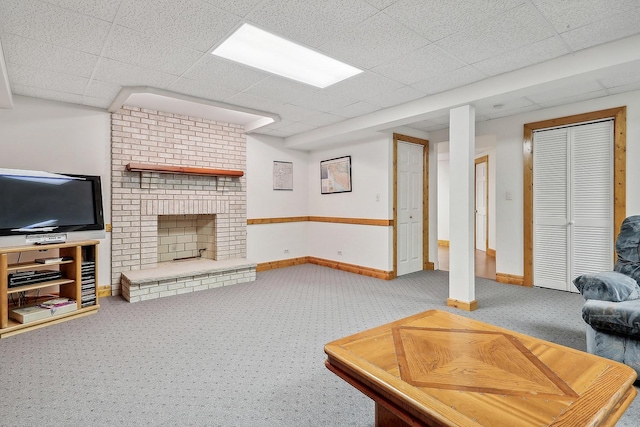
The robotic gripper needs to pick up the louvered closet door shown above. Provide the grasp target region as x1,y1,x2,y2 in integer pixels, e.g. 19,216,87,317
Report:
533,121,613,292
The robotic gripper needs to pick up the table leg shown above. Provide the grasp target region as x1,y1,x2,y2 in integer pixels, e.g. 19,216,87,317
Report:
375,403,414,427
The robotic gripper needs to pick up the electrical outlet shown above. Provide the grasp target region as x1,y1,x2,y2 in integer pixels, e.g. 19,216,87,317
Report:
337,251,342,256
284,249,289,254
376,193,380,202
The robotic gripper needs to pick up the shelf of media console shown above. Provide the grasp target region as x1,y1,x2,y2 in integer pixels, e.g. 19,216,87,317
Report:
7,278,76,294
7,259,74,272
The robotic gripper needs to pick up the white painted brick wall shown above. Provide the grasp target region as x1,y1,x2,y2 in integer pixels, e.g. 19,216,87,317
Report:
111,106,247,295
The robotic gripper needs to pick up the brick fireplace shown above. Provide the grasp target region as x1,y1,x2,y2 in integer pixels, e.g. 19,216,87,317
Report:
110,106,255,302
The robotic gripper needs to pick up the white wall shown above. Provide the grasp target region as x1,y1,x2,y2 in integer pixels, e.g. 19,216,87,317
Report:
437,147,496,251
0,95,111,286
307,137,392,270
247,134,393,270
246,134,310,263
431,89,640,277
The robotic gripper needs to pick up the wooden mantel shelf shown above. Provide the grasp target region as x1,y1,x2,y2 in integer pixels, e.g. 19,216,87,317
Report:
126,163,244,177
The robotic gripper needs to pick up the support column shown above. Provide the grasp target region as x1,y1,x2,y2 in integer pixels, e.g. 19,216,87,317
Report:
448,105,477,311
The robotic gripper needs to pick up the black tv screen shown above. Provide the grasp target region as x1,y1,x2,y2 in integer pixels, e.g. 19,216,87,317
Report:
0,170,104,237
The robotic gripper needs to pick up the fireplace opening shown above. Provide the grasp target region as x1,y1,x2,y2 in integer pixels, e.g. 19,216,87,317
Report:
157,214,215,262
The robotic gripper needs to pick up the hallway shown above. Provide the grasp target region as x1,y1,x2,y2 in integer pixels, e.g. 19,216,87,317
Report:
437,244,496,280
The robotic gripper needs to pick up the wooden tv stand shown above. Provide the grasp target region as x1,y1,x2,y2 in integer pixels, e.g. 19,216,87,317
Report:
0,240,99,338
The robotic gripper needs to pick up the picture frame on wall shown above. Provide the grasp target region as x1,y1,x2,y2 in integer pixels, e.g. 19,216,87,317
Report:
273,161,293,190
320,155,352,194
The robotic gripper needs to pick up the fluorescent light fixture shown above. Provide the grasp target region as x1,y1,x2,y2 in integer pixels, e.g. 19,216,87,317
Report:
212,24,363,88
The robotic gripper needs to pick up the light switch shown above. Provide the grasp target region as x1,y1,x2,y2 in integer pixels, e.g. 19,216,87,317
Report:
505,191,513,200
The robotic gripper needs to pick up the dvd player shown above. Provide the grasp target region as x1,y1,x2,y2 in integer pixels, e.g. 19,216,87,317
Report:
8,270,63,287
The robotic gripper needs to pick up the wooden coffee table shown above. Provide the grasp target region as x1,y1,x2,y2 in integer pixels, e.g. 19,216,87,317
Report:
324,310,637,426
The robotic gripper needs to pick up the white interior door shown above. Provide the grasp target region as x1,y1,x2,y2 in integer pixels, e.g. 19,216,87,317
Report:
475,160,487,251
533,120,613,292
397,141,423,276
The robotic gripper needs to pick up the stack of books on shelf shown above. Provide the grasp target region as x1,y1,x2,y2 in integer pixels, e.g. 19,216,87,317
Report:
81,260,96,307
10,297,77,324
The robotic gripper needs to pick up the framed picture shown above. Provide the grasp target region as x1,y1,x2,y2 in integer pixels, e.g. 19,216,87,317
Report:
273,161,293,190
320,155,352,194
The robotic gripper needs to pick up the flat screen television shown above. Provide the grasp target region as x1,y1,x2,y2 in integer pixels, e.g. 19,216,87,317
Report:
0,169,104,237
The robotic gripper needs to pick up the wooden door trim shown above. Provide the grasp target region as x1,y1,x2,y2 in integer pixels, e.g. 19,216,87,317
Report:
474,155,489,252
523,107,626,287
393,133,431,279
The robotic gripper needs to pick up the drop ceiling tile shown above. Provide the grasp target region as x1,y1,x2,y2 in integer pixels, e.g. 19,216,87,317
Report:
116,0,240,52
276,121,319,134
38,0,122,21
372,44,466,85
270,103,324,122
406,120,440,131
201,0,264,17
183,55,270,92
245,0,379,48
288,89,359,113
474,96,535,117
168,78,239,101
319,12,429,69
82,96,112,109
560,7,640,51
364,85,426,108
242,76,319,104
412,66,487,95
383,0,526,42
364,0,398,9
11,83,84,105
525,80,604,104
435,3,554,64
84,79,121,100
483,103,541,120
428,114,453,125
537,89,609,109
531,0,639,34
419,122,449,132
8,63,88,95
103,26,203,76
93,58,179,89
302,112,345,127
1,33,98,78
323,71,404,100
0,0,111,55
226,92,287,113
474,36,569,76
330,101,381,118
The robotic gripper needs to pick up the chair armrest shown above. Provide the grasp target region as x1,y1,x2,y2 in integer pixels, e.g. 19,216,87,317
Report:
582,299,640,339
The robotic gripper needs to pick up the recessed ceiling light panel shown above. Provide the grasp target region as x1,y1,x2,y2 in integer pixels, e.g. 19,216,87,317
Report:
212,24,363,88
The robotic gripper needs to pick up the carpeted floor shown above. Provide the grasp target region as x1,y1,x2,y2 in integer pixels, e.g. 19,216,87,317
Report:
0,265,637,426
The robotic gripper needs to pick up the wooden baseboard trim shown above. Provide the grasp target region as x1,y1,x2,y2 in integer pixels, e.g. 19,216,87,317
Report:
424,261,435,271
438,240,449,247
256,257,309,272
307,257,393,280
446,298,478,311
257,256,393,280
97,286,112,298
486,248,496,258
495,272,527,286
